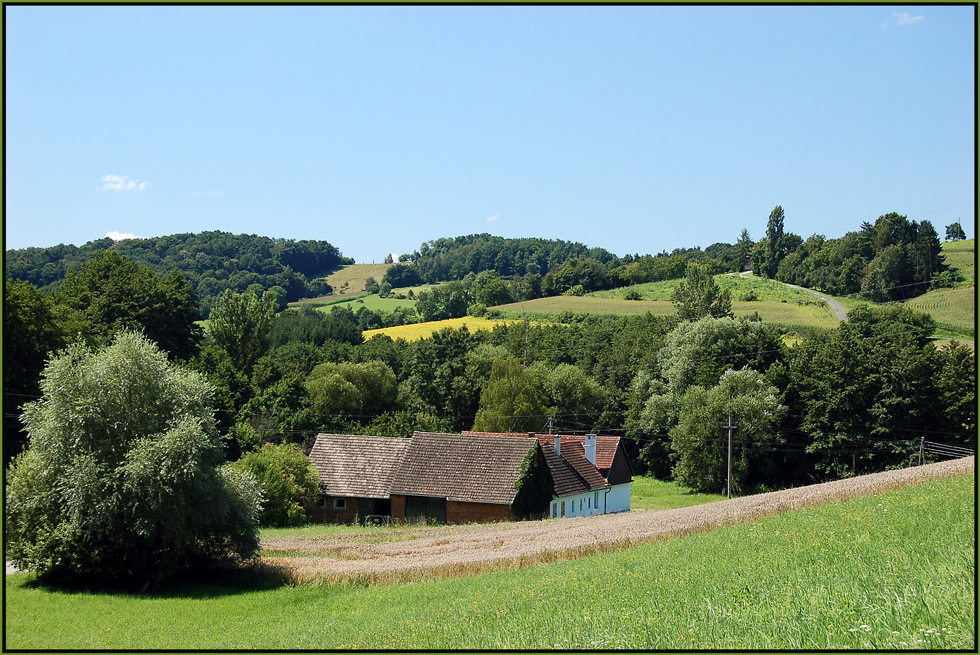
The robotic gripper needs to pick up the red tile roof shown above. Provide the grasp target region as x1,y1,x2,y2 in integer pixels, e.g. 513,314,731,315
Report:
309,433,411,499
464,431,631,484
390,432,539,505
542,442,610,497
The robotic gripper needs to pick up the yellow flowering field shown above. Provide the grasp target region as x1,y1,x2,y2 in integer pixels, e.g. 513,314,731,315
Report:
362,316,522,341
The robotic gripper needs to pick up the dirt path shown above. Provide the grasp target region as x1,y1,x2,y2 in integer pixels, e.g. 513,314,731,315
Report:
782,282,849,321
263,457,973,584
731,271,848,322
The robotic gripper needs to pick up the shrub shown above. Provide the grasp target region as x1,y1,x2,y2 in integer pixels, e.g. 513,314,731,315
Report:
231,443,321,527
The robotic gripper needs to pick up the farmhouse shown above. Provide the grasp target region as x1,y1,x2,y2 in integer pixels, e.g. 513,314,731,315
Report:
309,430,633,525
465,432,634,517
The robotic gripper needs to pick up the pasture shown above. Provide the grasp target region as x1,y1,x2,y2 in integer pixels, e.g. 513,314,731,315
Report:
5,472,973,650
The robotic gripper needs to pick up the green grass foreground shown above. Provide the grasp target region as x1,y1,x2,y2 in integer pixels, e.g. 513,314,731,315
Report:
5,473,974,650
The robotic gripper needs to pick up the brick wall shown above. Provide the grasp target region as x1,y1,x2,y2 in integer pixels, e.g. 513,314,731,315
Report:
446,500,512,525
312,496,361,525
390,496,512,525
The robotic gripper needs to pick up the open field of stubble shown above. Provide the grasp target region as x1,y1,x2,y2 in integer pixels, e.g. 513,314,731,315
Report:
262,456,974,586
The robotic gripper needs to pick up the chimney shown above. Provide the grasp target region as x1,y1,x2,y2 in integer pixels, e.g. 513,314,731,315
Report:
554,435,561,459
584,434,597,467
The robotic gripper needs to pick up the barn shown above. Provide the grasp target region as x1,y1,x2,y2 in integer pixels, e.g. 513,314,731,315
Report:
308,431,553,525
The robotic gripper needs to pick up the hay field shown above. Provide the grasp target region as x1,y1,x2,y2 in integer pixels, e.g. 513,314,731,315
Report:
495,296,676,316
323,263,395,296
906,286,976,334
261,457,973,586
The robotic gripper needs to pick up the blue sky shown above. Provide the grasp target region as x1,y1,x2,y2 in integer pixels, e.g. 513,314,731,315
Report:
4,5,975,263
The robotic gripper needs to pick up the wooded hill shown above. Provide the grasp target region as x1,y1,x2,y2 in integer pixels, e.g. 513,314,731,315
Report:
4,231,352,317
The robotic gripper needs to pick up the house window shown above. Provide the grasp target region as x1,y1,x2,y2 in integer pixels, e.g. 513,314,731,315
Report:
317,496,327,509
334,498,347,510
560,501,565,517
588,497,591,509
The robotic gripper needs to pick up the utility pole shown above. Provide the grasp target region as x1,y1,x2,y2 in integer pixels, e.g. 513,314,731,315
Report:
721,404,737,499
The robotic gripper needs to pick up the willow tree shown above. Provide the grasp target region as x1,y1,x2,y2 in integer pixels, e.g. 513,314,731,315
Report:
472,357,555,434
4,332,262,589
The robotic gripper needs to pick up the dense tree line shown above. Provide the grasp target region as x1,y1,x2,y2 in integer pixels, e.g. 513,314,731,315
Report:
6,230,973,487
383,237,741,322
5,231,352,317
752,210,949,302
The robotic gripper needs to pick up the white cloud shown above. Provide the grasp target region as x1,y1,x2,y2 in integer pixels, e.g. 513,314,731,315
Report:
886,11,924,28
105,231,148,242
486,214,499,223
101,174,147,191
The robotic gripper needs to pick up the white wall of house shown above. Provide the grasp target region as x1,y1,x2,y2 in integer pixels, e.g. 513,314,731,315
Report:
549,489,608,519
606,482,631,513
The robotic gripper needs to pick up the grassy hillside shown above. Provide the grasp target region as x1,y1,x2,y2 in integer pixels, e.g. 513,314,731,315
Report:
941,238,974,286
902,239,975,340
495,274,842,330
320,263,393,298
6,473,973,649
906,287,975,337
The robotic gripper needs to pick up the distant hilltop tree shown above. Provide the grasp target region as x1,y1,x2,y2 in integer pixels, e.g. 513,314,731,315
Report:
945,221,966,241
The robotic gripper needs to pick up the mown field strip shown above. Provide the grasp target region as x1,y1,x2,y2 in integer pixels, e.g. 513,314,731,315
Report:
906,286,976,332
495,295,839,327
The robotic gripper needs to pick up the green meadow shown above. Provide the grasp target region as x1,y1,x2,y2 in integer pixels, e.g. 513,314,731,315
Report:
941,238,974,286
5,473,974,650
497,274,843,330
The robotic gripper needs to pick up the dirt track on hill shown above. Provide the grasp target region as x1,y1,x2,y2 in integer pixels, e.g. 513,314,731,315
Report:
261,457,974,584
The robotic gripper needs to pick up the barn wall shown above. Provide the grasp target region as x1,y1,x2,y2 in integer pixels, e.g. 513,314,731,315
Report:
313,496,362,524
391,495,407,522
446,500,512,525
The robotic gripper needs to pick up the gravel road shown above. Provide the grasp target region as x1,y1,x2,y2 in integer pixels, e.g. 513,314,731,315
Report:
782,282,849,321
263,457,973,583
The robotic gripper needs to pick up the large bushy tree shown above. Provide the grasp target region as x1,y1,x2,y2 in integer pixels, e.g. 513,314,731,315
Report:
472,357,555,433
670,368,786,494
207,288,278,374
4,332,262,589
626,315,786,477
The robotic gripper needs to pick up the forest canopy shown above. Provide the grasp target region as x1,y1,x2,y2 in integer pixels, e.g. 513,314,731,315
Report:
4,231,352,317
